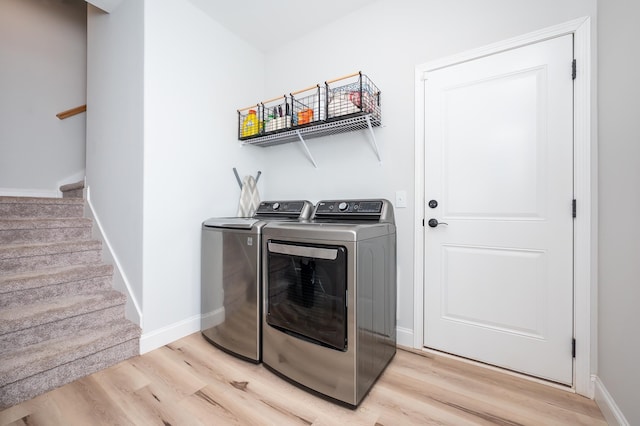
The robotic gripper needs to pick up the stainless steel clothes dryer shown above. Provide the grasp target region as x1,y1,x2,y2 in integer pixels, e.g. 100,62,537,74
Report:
201,200,312,363
261,199,396,406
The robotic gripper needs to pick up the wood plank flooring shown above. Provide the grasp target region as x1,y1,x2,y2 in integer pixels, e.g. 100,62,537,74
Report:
0,332,606,425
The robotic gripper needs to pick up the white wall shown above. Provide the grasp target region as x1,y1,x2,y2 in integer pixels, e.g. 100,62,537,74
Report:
141,0,264,349
259,0,597,345
0,0,86,197
597,0,640,424
86,0,145,320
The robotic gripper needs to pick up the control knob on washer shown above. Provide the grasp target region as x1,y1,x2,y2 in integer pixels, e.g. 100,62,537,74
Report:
272,202,280,210
338,202,348,211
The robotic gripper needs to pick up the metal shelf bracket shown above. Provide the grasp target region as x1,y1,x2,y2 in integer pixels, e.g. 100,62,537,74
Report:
241,113,382,167
295,130,318,168
364,114,382,163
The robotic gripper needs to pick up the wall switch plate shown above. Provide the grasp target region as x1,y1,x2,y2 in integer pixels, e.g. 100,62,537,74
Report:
395,190,407,208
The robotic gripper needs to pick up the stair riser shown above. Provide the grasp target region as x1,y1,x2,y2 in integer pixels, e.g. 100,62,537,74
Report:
0,203,83,219
0,250,101,275
62,188,83,198
0,276,113,308
0,338,139,410
0,226,92,245
0,305,125,350
0,264,114,294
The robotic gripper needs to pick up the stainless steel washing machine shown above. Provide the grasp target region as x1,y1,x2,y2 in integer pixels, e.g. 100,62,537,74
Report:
201,200,312,363
261,199,396,406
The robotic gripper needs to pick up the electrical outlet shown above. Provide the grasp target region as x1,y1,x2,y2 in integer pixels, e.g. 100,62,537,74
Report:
395,190,407,208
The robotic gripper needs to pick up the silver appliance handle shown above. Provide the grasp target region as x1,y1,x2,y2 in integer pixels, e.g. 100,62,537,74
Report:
268,242,338,260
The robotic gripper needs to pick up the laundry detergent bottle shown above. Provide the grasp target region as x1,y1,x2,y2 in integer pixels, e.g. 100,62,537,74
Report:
241,109,259,137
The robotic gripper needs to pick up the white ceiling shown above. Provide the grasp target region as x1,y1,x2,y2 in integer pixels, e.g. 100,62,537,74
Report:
85,0,375,53
187,0,376,53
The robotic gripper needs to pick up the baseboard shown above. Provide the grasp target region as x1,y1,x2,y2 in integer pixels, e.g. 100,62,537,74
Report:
140,315,201,354
593,375,630,426
396,326,414,348
0,187,60,198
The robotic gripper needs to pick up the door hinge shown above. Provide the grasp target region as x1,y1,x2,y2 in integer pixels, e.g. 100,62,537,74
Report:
572,338,576,358
572,59,577,80
572,199,577,218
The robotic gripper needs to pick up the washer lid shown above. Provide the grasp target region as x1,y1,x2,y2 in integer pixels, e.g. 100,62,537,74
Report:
202,217,261,229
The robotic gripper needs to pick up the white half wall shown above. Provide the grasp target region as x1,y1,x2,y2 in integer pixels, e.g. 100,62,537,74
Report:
0,0,86,196
86,0,145,320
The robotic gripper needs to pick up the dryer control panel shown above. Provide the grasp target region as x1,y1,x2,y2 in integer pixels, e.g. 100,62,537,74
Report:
314,199,394,223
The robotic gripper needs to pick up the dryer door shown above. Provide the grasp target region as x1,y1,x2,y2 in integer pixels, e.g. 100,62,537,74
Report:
266,241,348,351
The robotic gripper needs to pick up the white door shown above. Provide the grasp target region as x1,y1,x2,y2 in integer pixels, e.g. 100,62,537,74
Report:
423,35,574,385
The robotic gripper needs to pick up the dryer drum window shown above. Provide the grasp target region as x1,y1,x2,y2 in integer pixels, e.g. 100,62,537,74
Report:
266,241,348,351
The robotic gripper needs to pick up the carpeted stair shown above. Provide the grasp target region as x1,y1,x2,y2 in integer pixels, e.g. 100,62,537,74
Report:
0,185,140,409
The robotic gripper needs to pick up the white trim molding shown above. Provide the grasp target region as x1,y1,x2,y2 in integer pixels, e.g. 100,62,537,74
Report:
0,187,60,198
594,375,630,425
414,17,596,397
396,326,414,348
140,314,201,354
86,186,143,327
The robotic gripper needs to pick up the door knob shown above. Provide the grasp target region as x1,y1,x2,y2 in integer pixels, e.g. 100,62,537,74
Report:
428,218,448,228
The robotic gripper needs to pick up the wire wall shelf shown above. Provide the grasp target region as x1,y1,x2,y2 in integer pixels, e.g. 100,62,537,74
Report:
237,72,382,167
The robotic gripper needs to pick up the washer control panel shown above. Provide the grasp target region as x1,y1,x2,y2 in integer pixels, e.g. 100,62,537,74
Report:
255,200,313,218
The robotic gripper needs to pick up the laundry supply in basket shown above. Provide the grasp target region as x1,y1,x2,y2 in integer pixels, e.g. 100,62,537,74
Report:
241,109,259,137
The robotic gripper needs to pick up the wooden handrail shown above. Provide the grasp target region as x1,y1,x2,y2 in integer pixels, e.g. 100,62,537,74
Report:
56,104,86,120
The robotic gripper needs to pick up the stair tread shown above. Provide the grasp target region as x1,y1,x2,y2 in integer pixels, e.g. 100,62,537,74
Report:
0,338,138,410
0,239,101,260
0,197,84,220
0,197,84,205
0,218,92,231
59,181,85,192
0,290,126,335
0,263,113,292
0,318,140,387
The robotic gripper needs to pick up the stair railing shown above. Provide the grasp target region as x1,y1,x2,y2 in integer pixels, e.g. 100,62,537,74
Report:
56,104,86,120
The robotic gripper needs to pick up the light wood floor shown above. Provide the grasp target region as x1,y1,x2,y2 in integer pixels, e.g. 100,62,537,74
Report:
0,333,606,425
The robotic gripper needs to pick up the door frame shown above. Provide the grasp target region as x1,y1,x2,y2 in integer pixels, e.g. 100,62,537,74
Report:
413,17,595,397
